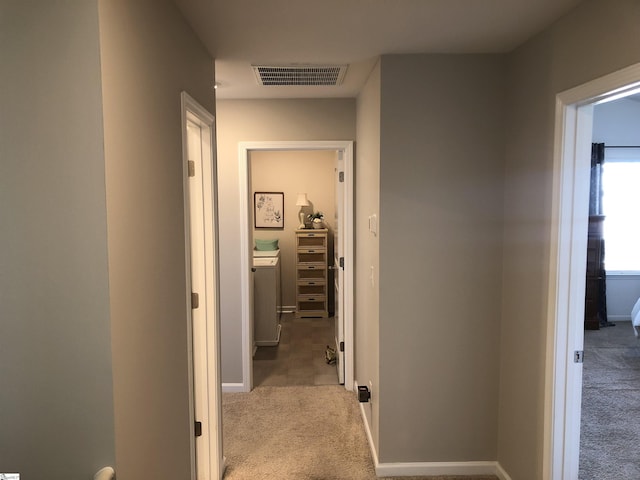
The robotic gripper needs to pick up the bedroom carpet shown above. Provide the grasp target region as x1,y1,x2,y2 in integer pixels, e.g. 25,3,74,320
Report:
579,321,640,479
222,385,497,480
253,313,339,387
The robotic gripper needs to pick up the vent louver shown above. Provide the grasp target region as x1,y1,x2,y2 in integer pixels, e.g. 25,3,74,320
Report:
252,65,348,86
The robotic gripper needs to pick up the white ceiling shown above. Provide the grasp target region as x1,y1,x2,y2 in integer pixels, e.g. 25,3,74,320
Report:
173,0,584,100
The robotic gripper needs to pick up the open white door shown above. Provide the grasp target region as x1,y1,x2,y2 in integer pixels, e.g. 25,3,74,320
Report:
182,92,223,480
334,150,345,384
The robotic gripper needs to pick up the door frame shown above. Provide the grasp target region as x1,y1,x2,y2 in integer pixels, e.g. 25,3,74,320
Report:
181,91,223,480
237,140,354,392
544,63,640,479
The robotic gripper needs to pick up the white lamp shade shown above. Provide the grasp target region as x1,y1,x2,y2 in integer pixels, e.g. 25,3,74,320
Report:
295,193,310,206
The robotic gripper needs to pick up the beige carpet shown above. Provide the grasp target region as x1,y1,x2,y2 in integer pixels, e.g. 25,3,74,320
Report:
222,385,497,480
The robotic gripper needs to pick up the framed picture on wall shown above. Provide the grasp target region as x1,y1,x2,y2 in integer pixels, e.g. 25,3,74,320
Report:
254,192,284,229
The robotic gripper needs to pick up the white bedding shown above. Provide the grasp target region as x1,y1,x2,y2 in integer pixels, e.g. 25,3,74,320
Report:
632,297,640,337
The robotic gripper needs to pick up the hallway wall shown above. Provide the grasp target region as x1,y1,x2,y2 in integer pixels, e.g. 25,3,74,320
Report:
99,0,215,477
0,2,115,477
378,54,506,463
355,60,382,455
500,1,640,478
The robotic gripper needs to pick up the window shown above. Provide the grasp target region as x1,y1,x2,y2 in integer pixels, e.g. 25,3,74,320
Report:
602,149,640,272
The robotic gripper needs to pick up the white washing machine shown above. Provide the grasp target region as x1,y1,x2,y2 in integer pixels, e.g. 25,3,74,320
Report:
253,249,281,346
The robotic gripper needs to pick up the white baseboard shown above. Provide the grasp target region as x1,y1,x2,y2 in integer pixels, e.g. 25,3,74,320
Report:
375,461,508,478
496,462,513,480
356,386,379,467
355,384,513,479
221,383,247,393
607,315,632,321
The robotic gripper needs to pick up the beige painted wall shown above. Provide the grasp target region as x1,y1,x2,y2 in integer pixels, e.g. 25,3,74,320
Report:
251,150,336,307
378,54,505,463
355,60,382,453
0,2,116,477
216,99,356,383
499,1,640,478
98,0,215,477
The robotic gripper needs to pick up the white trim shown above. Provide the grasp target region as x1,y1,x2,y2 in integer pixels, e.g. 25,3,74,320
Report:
356,383,379,467
545,62,640,480
238,146,252,393
181,91,222,480
221,383,246,393
495,463,514,480
342,142,355,389
375,461,506,478
238,140,355,391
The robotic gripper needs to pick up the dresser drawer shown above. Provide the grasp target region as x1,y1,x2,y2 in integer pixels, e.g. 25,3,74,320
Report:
296,297,328,317
296,251,327,264
297,234,327,248
297,283,326,295
297,266,326,281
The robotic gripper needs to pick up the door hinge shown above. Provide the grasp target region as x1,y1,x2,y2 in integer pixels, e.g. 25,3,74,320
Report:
574,350,584,363
339,257,344,269
194,421,202,437
339,341,344,352
191,292,199,309
339,171,344,183
188,160,196,177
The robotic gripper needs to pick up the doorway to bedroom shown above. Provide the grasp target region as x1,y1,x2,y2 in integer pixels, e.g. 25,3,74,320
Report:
548,63,640,480
249,148,340,387
579,93,640,479
236,140,355,393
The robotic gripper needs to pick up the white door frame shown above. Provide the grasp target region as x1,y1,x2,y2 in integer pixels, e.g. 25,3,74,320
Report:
544,63,640,479
181,92,223,480
237,140,355,392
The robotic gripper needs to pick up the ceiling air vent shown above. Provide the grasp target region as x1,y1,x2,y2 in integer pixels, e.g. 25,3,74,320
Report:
252,65,348,86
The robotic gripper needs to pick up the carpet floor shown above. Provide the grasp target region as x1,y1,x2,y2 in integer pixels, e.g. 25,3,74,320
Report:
253,313,339,387
222,385,497,480
579,322,640,479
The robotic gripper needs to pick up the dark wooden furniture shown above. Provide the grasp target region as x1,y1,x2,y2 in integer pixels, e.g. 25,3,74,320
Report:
584,215,607,330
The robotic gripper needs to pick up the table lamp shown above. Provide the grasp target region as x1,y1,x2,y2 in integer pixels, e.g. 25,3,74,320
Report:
296,193,309,229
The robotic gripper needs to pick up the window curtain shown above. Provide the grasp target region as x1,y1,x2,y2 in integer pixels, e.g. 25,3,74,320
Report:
588,142,611,327
590,142,605,215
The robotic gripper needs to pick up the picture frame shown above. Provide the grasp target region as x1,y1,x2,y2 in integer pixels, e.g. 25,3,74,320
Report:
254,192,284,229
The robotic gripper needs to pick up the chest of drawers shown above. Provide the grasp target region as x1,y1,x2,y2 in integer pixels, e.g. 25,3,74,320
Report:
295,229,328,318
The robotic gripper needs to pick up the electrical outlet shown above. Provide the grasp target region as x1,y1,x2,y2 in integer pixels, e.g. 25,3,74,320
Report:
368,380,373,397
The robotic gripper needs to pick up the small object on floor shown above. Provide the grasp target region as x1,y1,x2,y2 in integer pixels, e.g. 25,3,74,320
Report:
325,345,336,364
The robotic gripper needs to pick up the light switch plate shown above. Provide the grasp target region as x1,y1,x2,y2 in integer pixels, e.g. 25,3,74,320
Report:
369,214,377,236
